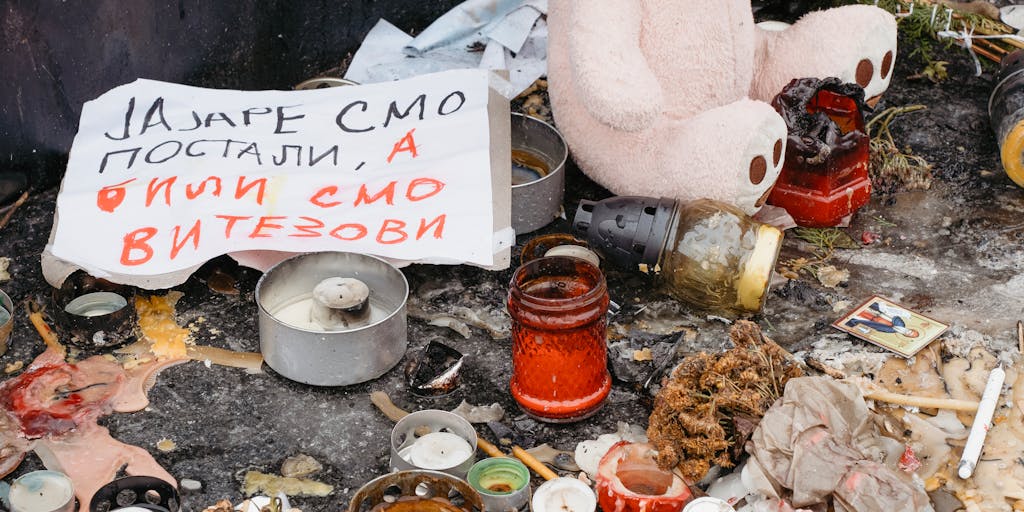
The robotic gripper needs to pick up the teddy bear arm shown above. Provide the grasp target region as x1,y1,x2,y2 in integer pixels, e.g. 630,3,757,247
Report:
750,5,897,104
566,0,664,132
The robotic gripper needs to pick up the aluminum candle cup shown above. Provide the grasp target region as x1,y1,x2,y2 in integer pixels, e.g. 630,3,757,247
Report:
391,410,478,478
510,113,567,235
0,288,12,356
467,458,532,512
346,470,484,512
89,476,179,512
256,252,408,386
9,470,75,512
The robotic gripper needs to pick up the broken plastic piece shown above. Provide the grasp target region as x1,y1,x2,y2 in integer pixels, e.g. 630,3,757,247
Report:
525,444,580,472
405,341,465,396
451,401,505,424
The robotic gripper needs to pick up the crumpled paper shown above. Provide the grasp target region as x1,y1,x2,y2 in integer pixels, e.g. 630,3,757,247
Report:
345,0,547,99
745,377,933,511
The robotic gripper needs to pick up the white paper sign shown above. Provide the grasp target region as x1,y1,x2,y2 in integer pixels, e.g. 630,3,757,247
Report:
49,71,507,283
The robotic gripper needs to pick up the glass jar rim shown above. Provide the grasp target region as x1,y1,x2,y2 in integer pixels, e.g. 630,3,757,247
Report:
509,255,607,310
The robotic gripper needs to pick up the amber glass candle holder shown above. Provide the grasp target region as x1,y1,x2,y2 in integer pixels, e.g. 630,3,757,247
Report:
507,256,611,423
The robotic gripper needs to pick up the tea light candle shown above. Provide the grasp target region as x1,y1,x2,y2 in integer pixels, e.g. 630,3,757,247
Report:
405,432,474,470
8,470,75,512
532,478,596,512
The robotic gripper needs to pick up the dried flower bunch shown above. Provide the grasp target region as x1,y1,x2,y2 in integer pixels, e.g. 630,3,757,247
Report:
647,321,803,481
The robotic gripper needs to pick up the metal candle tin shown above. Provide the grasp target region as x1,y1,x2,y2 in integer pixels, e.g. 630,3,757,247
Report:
0,288,12,357
467,458,532,512
89,476,179,512
390,409,478,478
510,113,567,235
256,252,409,386
347,470,484,512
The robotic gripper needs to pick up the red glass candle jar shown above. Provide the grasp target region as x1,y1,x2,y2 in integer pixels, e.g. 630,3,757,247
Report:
507,256,611,423
767,77,871,227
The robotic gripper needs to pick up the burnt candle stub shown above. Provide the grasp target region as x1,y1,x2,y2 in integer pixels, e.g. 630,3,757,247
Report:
311,277,372,330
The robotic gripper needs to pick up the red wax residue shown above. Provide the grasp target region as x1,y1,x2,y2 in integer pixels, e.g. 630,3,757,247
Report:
508,257,611,422
0,358,121,438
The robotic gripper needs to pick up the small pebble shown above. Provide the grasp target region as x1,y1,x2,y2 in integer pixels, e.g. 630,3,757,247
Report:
180,479,202,492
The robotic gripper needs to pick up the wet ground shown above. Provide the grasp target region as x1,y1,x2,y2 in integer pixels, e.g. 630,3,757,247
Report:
1,20,1023,512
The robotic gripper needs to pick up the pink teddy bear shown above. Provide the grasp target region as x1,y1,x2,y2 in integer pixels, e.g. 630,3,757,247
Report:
548,1,897,214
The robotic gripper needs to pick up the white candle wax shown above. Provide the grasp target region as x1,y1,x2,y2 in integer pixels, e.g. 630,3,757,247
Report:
9,470,75,512
404,432,473,470
532,477,596,512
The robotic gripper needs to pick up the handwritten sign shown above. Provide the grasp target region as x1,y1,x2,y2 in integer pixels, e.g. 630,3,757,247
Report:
46,71,511,287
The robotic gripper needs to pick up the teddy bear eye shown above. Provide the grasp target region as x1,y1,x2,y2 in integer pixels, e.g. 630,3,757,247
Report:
856,59,874,88
749,156,767,185
881,51,893,79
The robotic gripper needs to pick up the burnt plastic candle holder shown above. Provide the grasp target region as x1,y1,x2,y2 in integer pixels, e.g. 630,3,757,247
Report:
52,272,137,350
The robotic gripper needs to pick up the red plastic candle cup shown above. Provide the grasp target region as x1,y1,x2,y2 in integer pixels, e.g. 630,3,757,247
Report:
595,442,693,512
507,256,611,423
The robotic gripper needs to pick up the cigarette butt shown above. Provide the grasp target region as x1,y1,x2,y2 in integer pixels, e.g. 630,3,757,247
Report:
512,445,559,481
958,366,1006,479
476,438,506,458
